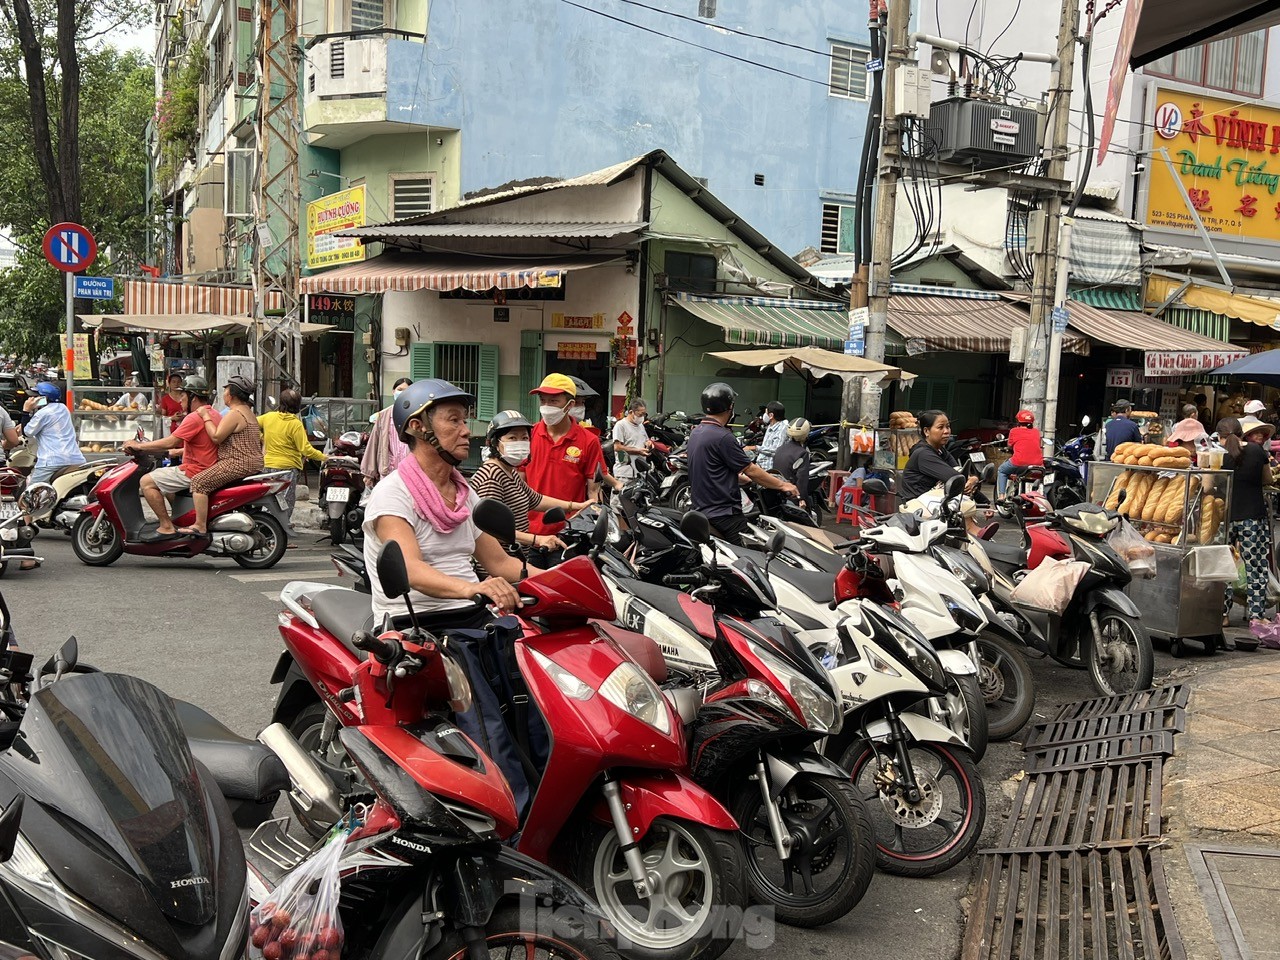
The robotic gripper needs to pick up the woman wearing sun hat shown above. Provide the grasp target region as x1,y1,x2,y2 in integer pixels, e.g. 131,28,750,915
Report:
1222,414,1278,639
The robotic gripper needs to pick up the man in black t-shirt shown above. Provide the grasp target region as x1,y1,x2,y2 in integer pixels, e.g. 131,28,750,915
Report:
687,383,798,545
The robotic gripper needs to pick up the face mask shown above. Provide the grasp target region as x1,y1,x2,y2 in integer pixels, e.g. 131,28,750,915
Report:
500,440,530,465
540,404,566,427
569,403,586,421
631,413,645,424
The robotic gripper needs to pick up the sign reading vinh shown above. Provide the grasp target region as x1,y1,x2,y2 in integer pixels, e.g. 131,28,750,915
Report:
1146,88,1280,244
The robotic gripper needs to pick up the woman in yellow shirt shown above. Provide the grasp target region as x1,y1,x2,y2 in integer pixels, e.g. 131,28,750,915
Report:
258,388,325,532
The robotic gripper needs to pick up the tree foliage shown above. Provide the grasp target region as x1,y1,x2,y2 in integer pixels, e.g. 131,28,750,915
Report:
0,0,154,360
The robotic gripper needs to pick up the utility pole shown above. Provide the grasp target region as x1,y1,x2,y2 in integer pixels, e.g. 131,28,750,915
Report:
1020,0,1080,444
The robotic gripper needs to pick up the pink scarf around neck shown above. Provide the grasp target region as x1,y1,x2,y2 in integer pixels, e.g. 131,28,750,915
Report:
397,456,471,533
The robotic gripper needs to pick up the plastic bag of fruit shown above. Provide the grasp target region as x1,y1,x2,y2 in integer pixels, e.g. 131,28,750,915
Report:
249,828,345,960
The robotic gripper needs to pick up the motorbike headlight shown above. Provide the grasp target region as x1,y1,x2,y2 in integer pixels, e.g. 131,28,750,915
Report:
753,647,842,735
942,595,985,633
599,661,672,735
862,645,901,677
529,648,594,701
890,628,946,690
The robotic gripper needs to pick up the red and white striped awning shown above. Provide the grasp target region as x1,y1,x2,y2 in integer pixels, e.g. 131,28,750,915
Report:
299,254,619,295
890,293,1091,355
123,279,284,316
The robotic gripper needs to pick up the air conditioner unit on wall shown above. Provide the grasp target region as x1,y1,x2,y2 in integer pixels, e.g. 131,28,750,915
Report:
926,98,1039,171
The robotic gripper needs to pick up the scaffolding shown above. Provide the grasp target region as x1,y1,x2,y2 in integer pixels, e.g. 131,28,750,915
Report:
253,0,301,398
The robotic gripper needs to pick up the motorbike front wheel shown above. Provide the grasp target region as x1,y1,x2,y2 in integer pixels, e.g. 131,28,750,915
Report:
328,516,345,545
233,512,288,569
71,513,123,566
842,740,985,878
570,816,746,960
731,773,875,927
975,631,1036,740
1086,608,1154,696
666,479,693,512
425,903,624,960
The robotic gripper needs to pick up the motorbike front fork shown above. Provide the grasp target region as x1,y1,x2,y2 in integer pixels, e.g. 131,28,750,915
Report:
874,704,925,804
750,753,793,861
601,777,655,898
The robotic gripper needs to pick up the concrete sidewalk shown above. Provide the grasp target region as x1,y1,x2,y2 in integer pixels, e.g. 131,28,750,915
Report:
1161,654,1280,960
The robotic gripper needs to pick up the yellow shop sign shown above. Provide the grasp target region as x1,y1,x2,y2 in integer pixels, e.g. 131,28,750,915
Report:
1146,88,1280,244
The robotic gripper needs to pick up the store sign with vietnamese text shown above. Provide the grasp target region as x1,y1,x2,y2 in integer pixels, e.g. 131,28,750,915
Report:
1144,349,1248,377
306,186,366,270
1146,88,1280,244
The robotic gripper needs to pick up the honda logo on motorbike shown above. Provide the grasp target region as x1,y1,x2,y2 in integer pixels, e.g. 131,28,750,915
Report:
391,835,432,854
171,876,211,889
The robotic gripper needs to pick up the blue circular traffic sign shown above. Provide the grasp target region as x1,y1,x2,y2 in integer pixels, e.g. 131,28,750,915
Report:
42,222,97,273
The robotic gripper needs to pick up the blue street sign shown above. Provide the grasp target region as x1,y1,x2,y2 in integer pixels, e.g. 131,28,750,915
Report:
74,275,114,300
1051,305,1070,333
844,338,865,357
865,58,883,72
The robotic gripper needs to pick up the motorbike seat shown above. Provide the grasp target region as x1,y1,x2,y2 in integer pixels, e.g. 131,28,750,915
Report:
49,464,85,481
981,540,1029,570
761,559,836,606
309,588,376,656
614,577,712,644
779,537,843,575
174,699,290,802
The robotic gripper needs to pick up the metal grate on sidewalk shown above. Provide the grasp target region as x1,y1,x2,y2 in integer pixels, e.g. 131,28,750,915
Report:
961,684,1188,960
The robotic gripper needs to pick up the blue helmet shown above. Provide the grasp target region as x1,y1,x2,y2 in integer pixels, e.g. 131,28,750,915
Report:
34,382,61,403
392,378,475,465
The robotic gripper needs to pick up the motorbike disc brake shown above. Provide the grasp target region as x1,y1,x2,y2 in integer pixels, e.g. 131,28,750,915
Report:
876,763,944,827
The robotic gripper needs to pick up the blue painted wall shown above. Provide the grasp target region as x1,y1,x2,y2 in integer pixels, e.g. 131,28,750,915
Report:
386,0,871,255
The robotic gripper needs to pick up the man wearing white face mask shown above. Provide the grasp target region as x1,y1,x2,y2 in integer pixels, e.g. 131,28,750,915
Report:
524,373,605,536
611,398,652,479
472,410,593,556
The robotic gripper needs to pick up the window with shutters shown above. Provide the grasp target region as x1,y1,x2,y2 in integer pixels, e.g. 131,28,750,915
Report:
820,202,856,255
698,0,716,17
828,42,870,100
1146,29,1266,97
391,175,434,219
350,0,386,30
407,341,499,421
225,148,254,217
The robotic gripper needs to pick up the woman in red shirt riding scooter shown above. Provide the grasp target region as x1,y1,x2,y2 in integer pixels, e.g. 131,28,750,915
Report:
996,409,1044,502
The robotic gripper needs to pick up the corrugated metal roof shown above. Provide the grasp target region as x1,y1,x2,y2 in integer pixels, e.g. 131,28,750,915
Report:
340,221,647,239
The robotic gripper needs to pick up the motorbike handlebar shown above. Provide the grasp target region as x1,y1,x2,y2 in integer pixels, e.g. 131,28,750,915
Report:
351,630,398,664
663,572,706,588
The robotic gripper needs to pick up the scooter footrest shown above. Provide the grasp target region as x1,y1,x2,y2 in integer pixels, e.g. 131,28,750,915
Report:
248,817,314,871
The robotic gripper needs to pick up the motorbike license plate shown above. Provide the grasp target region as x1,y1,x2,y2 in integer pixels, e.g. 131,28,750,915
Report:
1044,472,1055,486
325,487,350,503
970,452,986,463
0,502,18,519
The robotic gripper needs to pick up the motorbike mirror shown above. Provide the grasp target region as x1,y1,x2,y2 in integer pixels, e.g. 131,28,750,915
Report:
17,482,56,521
376,541,412,599
943,474,966,500
591,508,609,549
1081,415,1092,429
0,794,24,864
542,506,566,526
767,529,786,556
634,457,650,473
40,635,78,681
473,498,519,546
862,477,889,495
680,511,711,545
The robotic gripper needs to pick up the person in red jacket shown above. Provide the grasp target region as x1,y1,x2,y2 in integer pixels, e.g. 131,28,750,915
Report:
997,409,1044,500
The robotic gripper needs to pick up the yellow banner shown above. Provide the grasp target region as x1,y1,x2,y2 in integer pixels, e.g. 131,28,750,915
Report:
58,333,91,375
306,185,366,270
1147,88,1280,244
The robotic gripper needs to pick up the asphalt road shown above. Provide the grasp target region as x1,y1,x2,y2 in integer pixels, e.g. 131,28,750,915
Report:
5,532,1213,960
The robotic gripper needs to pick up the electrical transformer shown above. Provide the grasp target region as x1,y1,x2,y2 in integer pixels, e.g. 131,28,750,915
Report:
926,98,1039,170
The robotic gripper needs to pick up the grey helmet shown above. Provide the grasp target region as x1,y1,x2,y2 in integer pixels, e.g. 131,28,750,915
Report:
393,378,476,466
486,409,533,456
182,375,211,398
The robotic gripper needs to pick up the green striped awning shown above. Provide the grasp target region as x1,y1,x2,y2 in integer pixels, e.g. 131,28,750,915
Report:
672,292,848,349
1161,306,1232,342
1069,286,1142,311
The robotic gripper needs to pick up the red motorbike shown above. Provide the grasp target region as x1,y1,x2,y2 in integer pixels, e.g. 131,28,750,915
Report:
270,506,748,960
71,451,294,568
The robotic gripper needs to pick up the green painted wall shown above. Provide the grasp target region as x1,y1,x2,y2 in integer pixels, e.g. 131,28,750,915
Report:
340,129,461,224
398,0,428,33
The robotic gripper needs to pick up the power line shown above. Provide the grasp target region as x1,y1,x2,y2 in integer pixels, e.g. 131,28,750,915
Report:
556,0,830,87
611,0,835,60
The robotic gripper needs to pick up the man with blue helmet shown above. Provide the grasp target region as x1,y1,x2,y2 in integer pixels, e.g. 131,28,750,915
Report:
22,381,85,483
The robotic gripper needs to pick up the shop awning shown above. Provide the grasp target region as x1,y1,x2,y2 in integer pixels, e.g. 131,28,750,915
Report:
123,280,284,315
890,291,1091,355
1129,1,1280,67
673,293,849,349
299,254,620,295
706,347,916,384
80,314,333,337
1147,276,1280,327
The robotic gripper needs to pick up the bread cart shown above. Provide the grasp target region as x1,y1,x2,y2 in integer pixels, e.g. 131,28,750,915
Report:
69,386,158,460
1088,458,1232,654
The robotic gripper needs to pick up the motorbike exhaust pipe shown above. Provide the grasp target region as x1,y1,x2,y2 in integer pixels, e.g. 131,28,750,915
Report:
258,722,344,824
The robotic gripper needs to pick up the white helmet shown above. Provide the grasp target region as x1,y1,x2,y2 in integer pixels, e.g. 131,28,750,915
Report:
786,417,811,442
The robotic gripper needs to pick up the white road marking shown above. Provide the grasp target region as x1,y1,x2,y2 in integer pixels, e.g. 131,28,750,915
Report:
228,568,337,583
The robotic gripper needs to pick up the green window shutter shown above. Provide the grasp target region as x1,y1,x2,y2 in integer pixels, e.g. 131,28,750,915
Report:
409,341,434,381
518,329,545,420
475,343,499,421
838,205,858,256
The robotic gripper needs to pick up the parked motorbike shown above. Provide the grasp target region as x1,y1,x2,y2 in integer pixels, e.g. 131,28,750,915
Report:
71,451,294,569
0,484,52,577
320,429,367,544
977,496,1154,696
270,509,748,960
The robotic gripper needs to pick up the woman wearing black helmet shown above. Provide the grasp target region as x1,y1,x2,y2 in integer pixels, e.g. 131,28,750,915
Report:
471,409,595,558
181,375,265,535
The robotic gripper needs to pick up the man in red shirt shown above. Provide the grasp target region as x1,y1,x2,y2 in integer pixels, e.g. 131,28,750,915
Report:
123,375,222,538
524,373,605,536
997,409,1044,500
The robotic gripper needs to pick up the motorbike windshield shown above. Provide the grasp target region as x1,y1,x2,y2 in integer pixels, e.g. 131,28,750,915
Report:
0,672,216,923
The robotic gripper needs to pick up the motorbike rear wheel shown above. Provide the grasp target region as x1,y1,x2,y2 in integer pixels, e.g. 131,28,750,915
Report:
731,773,875,927
1086,609,1154,696
918,672,988,763
570,816,745,960
975,632,1036,740
71,512,123,566
667,479,693,512
425,903,624,960
328,516,345,545
233,512,288,569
